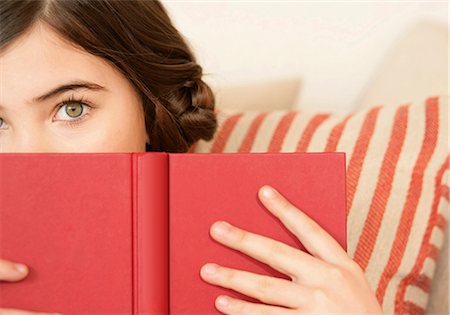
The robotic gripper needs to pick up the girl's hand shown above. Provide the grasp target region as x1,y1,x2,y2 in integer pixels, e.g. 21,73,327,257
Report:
200,185,383,315
0,258,63,315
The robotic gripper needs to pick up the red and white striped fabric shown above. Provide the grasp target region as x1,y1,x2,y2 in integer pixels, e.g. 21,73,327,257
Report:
189,96,449,314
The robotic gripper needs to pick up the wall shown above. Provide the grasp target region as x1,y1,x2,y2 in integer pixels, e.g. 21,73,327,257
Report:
162,1,448,112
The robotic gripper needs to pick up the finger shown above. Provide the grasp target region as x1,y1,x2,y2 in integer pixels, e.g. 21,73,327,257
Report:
0,259,28,282
213,295,299,315
200,263,311,308
258,185,350,268
0,308,63,315
209,221,330,285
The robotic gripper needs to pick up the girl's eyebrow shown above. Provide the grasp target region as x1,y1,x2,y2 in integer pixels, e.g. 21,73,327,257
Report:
0,80,107,110
32,80,108,103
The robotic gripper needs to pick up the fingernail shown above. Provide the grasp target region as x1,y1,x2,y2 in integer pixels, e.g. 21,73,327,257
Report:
262,185,276,198
15,263,27,274
217,295,230,308
213,221,231,236
203,264,217,275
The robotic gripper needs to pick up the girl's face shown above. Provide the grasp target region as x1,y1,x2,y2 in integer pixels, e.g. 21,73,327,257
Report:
0,22,149,153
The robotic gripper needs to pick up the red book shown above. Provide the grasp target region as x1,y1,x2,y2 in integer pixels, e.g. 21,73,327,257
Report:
0,152,346,314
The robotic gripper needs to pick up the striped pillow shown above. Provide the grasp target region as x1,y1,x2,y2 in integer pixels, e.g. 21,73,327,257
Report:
189,96,449,314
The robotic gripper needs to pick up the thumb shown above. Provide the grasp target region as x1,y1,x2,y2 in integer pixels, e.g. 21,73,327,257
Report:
0,259,29,282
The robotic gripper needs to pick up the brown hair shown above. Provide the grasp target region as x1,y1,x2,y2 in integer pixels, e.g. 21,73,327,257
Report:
0,0,218,153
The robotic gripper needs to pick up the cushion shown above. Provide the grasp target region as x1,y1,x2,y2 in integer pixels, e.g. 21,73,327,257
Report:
427,225,448,314
352,21,449,314
188,95,449,315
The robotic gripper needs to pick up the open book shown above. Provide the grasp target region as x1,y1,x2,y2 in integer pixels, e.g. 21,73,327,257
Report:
0,152,346,314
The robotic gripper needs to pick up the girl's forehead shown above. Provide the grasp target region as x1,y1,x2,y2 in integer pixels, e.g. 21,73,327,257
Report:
1,22,104,75
0,23,112,107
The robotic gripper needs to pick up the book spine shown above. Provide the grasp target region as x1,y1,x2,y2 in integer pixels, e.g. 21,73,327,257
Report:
132,153,169,314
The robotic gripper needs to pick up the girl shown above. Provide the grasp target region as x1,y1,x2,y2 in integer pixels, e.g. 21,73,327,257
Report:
0,1,383,314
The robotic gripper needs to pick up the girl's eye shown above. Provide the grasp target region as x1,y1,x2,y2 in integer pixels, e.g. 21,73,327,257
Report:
0,118,7,130
0,97,93,131
54,97,92,125
56,102,84,119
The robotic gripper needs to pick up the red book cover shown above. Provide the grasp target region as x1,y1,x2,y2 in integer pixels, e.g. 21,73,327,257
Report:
0,152,346,314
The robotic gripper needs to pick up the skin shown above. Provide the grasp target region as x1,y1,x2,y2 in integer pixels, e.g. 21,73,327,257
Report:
0,22,384,315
